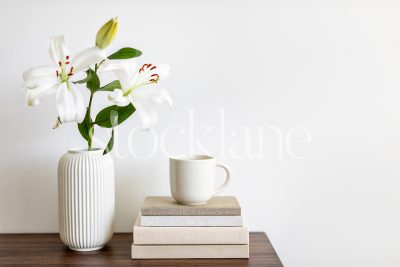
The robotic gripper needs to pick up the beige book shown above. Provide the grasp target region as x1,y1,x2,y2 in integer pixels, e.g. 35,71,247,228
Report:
141,196,241,216
133,214,249,245
140,214,243,227
131,244,249,259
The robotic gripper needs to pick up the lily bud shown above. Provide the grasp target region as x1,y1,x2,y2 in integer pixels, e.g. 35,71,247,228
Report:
96,17,119,49
52,117,62,129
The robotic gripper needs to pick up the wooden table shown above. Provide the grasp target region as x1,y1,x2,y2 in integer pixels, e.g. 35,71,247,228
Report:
0,232,283,266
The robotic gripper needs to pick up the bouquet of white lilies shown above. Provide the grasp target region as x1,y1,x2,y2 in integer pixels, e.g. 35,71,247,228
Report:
22,18,172,154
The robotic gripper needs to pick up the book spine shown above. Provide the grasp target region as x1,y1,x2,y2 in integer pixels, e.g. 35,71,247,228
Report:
140,215,243,227
141,207,241,216
133,225,249,245
131,244,249,259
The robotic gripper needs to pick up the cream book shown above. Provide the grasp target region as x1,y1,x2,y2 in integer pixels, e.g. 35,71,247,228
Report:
133,213,249,245
131,244,249,259
140,214,243,227
141,196,241,216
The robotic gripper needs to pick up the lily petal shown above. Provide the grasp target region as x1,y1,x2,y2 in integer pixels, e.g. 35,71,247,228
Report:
130,95,158,130
134,87,173,108
23,66,58,89
73,46,106,73
153,63,170,81
23,66,57,81
24,75,59,90
48,35,69,66
100,58,138,90
108,89,131,106
56,82,86,123
26,79,60,106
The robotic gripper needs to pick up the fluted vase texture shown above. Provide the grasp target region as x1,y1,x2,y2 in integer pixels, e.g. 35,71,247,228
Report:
58,148,115,251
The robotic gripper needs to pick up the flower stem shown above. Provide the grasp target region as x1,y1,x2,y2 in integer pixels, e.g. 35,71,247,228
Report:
87,92,94,151
87,62,103,151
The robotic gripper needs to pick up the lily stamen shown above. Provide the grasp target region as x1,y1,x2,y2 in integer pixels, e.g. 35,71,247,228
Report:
150,74,159,83
139,63,152,73
68,67,74,76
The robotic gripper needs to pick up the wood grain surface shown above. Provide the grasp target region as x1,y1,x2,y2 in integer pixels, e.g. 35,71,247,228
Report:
0,232,283,267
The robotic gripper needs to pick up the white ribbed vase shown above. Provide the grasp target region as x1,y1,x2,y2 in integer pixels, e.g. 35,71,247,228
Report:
58,148,115,251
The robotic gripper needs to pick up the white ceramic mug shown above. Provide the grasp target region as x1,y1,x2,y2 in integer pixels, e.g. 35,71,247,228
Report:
169,155,231,205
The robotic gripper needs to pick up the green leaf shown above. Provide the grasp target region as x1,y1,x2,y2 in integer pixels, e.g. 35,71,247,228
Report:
95,103,135,128
77,109,91,141
73,73,91,84
103,111,118,155
103,128,114,155
108,47,142,60
86,69,100,92
98,80,121,92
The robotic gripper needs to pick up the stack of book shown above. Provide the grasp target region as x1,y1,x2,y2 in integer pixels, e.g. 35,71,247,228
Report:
131,196,249,259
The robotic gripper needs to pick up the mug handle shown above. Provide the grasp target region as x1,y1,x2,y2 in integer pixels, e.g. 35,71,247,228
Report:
213,163,231,195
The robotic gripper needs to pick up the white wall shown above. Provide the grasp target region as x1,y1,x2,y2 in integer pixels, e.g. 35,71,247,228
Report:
1,0,400,266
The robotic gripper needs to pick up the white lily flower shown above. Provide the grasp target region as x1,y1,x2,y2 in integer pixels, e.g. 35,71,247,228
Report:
23,35,106,123
102,59,172,129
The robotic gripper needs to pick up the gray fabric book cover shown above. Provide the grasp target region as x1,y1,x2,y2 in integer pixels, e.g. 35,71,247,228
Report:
141,196,241,216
